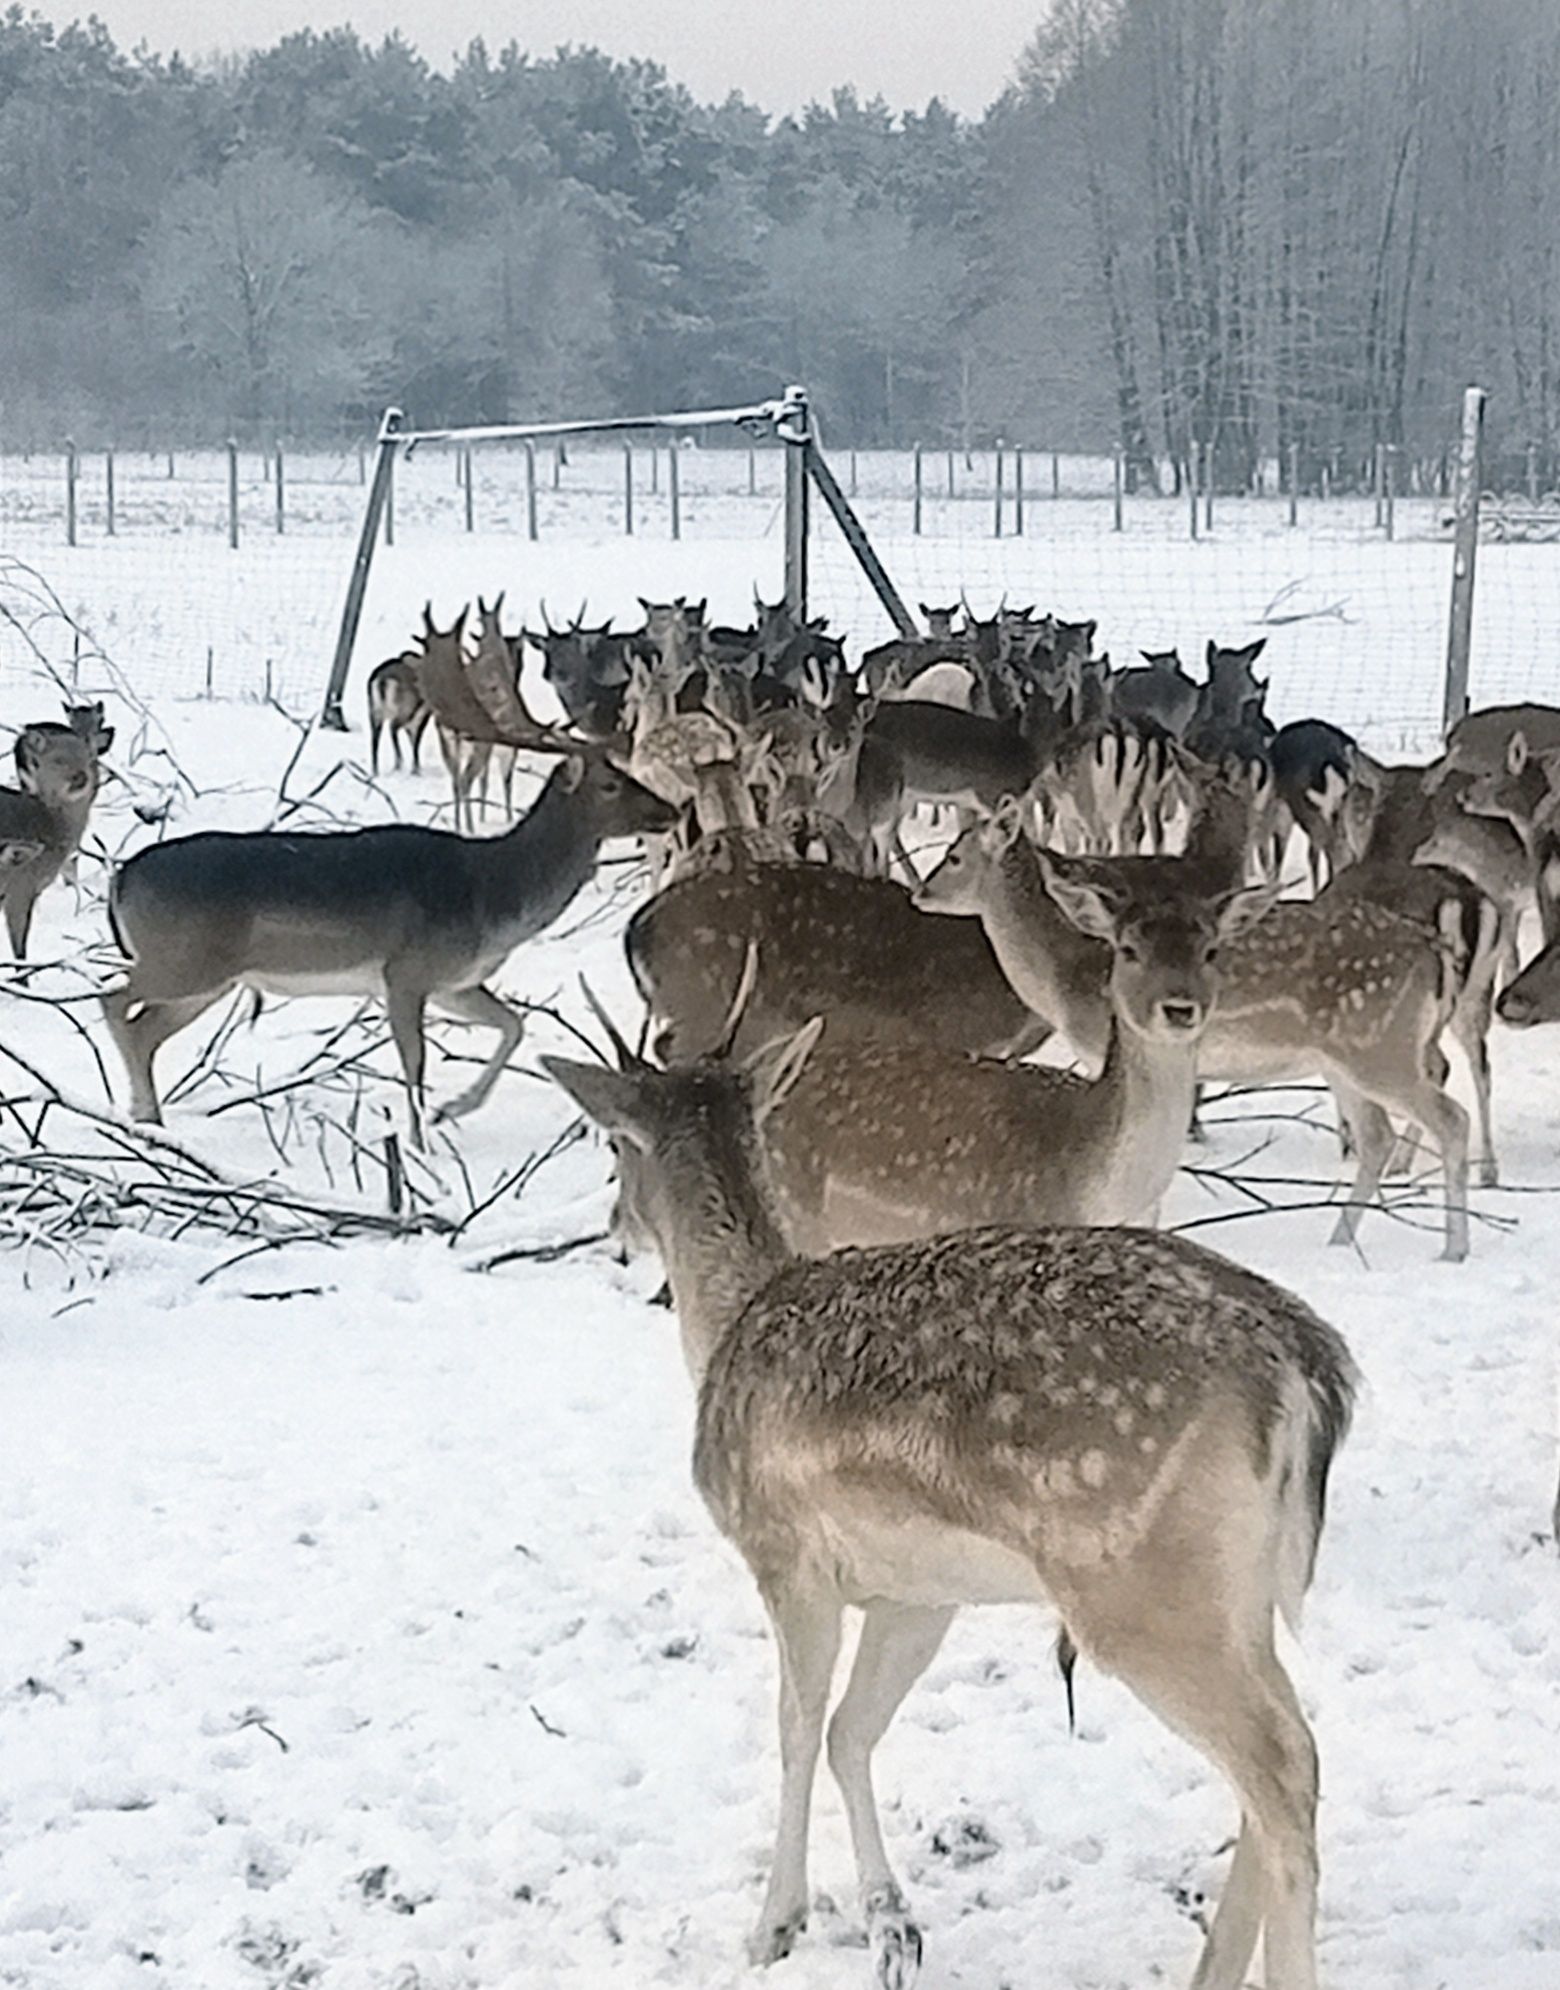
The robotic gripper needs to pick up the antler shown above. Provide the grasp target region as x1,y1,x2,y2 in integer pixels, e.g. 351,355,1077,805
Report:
711,942,759,1061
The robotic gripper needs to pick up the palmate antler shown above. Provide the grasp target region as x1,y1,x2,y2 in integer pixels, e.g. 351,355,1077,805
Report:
413,606,611,758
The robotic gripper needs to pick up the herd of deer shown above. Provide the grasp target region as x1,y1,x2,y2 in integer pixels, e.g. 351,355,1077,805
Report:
6,588,1560,1990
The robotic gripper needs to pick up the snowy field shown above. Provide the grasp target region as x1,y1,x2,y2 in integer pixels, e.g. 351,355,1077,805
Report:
2,506,1559,1989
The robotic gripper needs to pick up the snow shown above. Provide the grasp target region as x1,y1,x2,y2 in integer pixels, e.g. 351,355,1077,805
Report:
1,507,1558,1988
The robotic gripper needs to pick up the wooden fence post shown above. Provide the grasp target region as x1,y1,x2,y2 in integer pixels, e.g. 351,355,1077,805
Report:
623,442,634,536
913,443,923,536
669,444,681,541
226,437,240,549
275,442,285,535
524,442,538,541
66,439,78,546
105,448,116,538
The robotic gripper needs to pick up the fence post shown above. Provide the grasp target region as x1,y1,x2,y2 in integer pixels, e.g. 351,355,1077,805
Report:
357,442,366,486
748,446,757,496
1287,442,1299,527
1383,444,1396,542
946,449,955,497
275,442,285,535
167,449,175,480
913,443,923,535
105,447,116,538
321,408,404,729
669,444,681,541
623,442,634,536
1527,441,1539,504
993,443,1005,538
226,437,240,549
651,446,660,496
65,438,78,546
1112,450,1124,531
1442,386,1487,734
1202,443,1214,532
850,449,858,497
384,442,395,547
1187,447,1199,541
1014,447,1025,536
553,446,563,490
463,447,475,533
524,441,538,541
1372,441,1385,527
1051,450,1060,499
784,387,811,625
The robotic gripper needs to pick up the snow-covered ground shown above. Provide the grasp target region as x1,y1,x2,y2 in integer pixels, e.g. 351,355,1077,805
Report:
2,518,1559,1989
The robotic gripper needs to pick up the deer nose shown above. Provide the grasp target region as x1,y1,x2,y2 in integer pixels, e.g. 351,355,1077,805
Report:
1496,987,1535,1027
1158,999,1203,1034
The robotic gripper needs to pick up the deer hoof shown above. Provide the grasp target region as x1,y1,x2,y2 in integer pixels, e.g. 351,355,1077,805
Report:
746,1909,806,1967
866,1890,922,1990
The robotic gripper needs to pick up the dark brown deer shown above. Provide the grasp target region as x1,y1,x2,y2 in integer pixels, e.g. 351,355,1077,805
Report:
102,754,675,1140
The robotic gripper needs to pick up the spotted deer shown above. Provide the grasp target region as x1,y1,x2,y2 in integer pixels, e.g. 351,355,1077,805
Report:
751,854,1275,1254
919,791,1473,1258
366,655,431,774
624,846,1046,1066
545,1023,1356,1990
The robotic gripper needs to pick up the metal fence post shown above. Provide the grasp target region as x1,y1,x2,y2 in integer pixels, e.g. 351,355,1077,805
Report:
1202,443,1213,532
1373,441,1385,527
946,449,955,497
105,447,116,538
1442,386,1487,734
1287,442,1299,527
1112,450,1124,531
1527,440,1539,504
993,443,1005,538
65,439,77,546
913,443,923,536
1383,444,1396,542
1014,447,1025,535
275,442,285,535
1051,451,1060,499
747,446,757,496
524,441,538,541
226,437,240,548
322,408,404,729
463,447,474,533
784,387,811,625
624,442,634,536
1188,447,1199,541
669,445,681,541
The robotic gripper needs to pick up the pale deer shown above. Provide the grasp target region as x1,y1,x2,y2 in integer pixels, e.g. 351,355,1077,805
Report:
1,724,108,956
754,854,1275,1255
545,1025,1355,1990
366,655,431,775
102,754,675,1141
624,847,1046,1066
1428,702,1560,789
920,795,1473,1257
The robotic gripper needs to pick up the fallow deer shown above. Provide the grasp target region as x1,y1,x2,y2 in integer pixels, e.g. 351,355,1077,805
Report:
1,723,108,956
366,656,431,775
545,1023,1356,1990
102,754,675,1141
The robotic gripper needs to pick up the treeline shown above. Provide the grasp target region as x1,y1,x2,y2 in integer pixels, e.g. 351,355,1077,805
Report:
0,2,1554,483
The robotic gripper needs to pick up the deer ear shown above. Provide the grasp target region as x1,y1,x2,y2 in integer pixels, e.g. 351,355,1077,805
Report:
493,590,505,618
1215,882,1282,941
1036,854,1123,941
747,1016,824,1124
559,754,587,792
1242,638,1268,664
1507,729,1529,776
1206,639,1219,665
541,1056,653,1148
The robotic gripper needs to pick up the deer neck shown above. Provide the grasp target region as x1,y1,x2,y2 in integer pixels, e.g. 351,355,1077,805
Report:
479,771,601,927
1095,1013,1201,1215
978,844,1109,1032
654,1124,795,1384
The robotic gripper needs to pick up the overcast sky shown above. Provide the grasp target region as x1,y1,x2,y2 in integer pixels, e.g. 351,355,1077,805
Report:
87,0,1042,116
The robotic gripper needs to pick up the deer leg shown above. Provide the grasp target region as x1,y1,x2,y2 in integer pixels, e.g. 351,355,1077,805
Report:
409,711,430,775
827,1601,953,1987
100,984,232,1123
430,984,526,1121
1327,1090,1394,1249
1402,1076,1470,1263
369,715,383,774
383,979,429,1149
1075,1612,1319,1990
1447,982,1498,1189
3,875,43,958
749,1576,842,1968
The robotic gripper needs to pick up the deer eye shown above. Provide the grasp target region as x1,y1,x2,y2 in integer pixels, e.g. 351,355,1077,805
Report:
1118,939,1143,963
